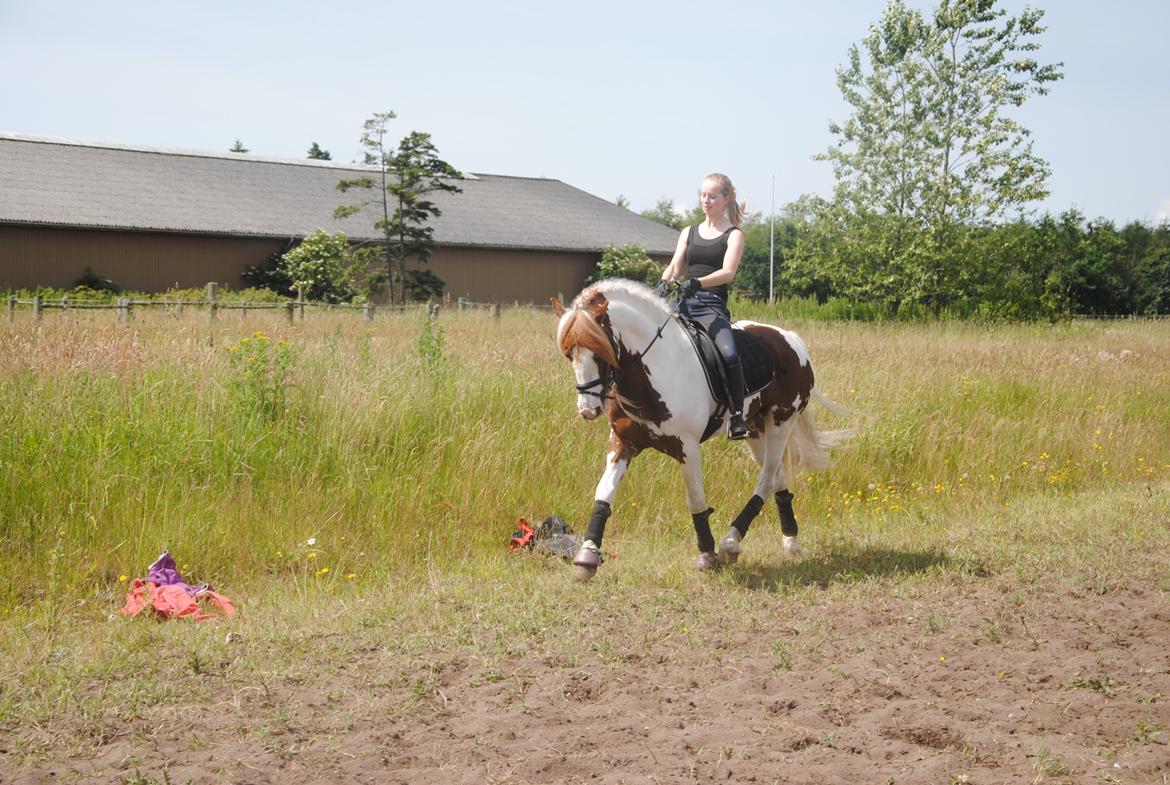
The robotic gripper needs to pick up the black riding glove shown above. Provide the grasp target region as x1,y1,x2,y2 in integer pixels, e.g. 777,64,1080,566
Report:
678,277,702,300
653,280,671,298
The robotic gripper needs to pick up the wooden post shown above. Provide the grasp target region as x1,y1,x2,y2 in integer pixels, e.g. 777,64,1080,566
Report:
33,295,43,320
207,283,218,322
239,303,247,323
363,301,374,322
60,296,69,310
116,297,127,322
297,284,306,322
285,302,294,325
492,303,501,320
7,296,14,322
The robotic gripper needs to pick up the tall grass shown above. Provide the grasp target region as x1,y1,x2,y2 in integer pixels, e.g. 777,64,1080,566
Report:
0,306,1167,615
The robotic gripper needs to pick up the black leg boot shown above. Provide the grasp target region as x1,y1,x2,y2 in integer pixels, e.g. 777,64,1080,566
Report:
727,359,749,440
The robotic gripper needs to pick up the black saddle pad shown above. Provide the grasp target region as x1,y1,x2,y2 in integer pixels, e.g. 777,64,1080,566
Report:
735,329,775,395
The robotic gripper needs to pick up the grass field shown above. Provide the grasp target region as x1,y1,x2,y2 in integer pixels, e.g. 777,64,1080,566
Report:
2,305,1168,783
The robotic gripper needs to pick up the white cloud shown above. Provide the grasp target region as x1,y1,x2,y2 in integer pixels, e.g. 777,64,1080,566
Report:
1157,199,1170,224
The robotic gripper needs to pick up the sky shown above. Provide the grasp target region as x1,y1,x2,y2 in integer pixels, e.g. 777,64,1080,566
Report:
2,0,1168,225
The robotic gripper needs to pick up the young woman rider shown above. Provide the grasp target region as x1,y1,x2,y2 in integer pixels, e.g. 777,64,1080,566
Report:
655,172,749,440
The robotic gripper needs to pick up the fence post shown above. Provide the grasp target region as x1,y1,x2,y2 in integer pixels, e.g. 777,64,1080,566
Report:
116,297,127,322
492,303,501,320
33,295,43,320
364,301,374,323
297,284,306,322
285,302,294,325
60,296,69,310
240,302,247,323
207,283,218,323
7,296,14,322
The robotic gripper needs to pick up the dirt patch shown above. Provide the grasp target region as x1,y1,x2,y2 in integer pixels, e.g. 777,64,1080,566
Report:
6,584,1170,784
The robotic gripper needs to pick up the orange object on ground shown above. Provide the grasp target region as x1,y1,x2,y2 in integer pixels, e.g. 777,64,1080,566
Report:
119,580,236,621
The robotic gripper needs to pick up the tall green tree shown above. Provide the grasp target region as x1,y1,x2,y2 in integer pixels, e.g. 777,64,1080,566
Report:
819,0,1062,313
640,198,685,231
307,142,332,160
334,112,464,305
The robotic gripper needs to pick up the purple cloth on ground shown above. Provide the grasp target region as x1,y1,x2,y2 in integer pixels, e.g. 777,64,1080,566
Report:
145,550,210,596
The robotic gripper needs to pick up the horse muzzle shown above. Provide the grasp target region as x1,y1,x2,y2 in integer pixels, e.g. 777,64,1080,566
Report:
578,404,602,420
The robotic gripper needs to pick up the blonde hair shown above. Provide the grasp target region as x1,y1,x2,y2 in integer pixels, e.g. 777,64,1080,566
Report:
702,172,746,226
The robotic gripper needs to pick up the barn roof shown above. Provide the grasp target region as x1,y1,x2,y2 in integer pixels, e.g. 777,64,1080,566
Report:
0,133,680,255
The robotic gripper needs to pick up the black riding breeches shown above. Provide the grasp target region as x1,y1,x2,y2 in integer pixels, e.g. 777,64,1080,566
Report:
679,291,739,367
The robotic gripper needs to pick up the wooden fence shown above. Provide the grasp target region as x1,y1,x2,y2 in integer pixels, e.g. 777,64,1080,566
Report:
4,283,525,323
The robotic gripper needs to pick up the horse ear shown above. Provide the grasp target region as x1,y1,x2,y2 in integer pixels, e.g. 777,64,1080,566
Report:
550,297,566,317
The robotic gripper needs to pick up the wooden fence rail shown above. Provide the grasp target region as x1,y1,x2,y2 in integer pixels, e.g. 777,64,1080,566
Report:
5,284,544,324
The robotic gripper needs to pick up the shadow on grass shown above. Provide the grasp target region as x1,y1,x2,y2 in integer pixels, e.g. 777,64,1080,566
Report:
726,546,992,592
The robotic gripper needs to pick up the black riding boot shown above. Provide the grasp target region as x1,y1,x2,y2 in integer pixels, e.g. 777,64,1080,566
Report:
727,359,748,440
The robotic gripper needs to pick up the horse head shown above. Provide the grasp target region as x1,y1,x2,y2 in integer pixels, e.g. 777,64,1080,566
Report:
552,291,619,420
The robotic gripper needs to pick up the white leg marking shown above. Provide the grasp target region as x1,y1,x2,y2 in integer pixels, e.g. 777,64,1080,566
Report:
594,450,628,504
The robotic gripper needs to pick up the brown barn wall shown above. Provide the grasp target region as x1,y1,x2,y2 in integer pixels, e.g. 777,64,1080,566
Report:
2,224,666,301
421,247,599,303
0,225,286,292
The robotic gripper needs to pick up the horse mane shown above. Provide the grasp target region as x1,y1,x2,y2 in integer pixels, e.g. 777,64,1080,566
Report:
580,279,670,317
557,279,669,365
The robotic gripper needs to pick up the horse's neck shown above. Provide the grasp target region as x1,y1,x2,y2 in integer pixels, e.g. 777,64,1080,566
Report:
608,299,670,353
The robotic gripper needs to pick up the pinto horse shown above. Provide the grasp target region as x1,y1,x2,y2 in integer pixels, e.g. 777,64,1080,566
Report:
552,279,849,581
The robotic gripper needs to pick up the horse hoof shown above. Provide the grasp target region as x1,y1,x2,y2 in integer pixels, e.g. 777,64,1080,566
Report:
782,535,802,556
694,551,718,571
573,564,598,582
717,529,742,565
572,540,601,582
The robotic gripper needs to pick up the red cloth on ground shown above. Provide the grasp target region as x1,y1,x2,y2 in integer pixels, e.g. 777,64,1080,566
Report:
118,580,236,621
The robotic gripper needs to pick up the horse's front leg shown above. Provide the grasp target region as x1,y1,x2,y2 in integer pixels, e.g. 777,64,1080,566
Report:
572,434,635,582
679,441,718,571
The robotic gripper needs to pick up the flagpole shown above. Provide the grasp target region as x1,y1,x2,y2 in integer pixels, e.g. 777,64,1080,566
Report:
769,174,775,304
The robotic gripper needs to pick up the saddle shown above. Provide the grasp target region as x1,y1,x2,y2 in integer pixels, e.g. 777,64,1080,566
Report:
676,315,775,441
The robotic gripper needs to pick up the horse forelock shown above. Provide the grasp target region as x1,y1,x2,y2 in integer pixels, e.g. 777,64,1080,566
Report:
557,304,618,366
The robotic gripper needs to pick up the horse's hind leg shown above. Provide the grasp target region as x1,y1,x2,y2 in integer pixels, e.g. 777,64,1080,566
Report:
718,415,796,565
770,450,803,556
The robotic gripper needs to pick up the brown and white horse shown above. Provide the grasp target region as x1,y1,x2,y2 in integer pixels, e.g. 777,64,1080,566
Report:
552,279,848,581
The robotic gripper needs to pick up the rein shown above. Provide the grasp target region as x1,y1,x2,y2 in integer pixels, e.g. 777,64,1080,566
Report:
574,306,675,402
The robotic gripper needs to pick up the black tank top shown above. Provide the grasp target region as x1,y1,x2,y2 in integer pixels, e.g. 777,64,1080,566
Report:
685,225,737,299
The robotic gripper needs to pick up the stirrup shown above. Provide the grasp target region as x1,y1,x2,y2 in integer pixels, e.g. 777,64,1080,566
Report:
728,412,748,440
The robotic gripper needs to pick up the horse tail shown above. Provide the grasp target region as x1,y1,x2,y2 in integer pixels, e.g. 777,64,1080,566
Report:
783,388,854,477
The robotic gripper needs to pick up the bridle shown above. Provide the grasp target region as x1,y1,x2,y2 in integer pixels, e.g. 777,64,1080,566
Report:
574,306,674,404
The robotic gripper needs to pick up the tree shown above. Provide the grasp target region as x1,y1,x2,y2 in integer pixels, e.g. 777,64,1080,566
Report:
229,138,249,153
819,0,1062,313
307,142,332,160
640,198,686,231
335,112,463,305
615,195,630,210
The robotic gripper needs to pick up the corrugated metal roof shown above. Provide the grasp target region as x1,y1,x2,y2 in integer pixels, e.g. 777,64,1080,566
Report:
0,133,680,255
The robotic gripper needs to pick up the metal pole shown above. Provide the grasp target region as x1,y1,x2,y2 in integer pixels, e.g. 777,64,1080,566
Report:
769,174,775,304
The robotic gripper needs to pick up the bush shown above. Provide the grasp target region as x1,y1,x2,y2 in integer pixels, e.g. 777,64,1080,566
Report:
588,244,662,286
280,230,359,303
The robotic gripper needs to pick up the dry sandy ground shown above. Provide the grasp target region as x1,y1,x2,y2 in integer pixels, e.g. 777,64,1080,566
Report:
7,583,1169,785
